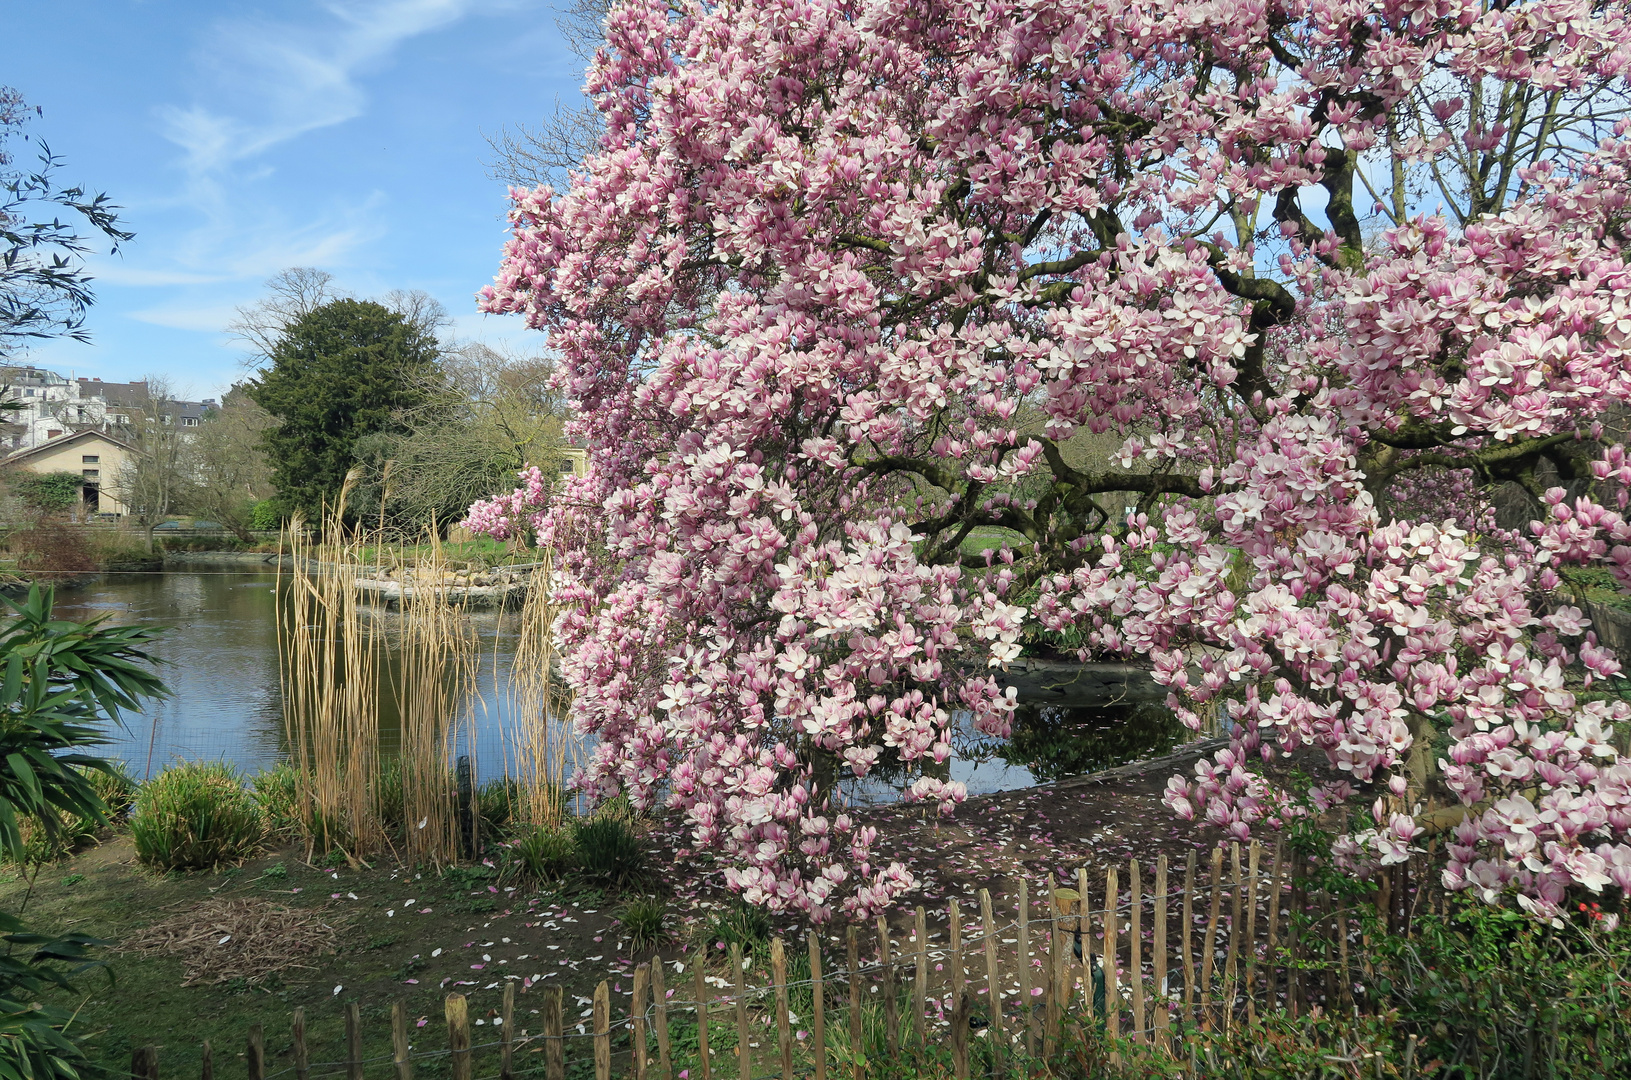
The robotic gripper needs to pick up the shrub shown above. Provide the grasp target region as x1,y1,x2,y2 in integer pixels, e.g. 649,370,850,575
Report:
574,815,645,886
251,762,302,839
249,499,283,531
9,472,83,514
8,764,138,866
89,761,137,820
132,762,264,871
511,822,579,882
616,895,669,951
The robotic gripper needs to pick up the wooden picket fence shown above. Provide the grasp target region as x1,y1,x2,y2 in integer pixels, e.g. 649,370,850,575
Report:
128,839,1429,1080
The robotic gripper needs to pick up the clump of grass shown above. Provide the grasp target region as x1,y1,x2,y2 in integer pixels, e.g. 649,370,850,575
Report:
617,895,670,951
132,762,265,871
510,822,579,882
251,762,303,839
375,757,406,835
476,775,522,836
703,901,772,950
574,815,645,886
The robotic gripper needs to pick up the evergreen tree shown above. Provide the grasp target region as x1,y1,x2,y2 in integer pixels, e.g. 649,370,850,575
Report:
247,298,440,521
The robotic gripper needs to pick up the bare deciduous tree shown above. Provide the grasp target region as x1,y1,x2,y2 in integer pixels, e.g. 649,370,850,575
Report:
114,376,193,553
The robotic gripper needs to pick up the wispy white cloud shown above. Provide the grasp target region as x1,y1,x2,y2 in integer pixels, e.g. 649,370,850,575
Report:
160,0,485,174
128,303,246,333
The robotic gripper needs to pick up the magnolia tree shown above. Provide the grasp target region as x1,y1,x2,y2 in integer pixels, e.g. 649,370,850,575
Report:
469,0,1631,922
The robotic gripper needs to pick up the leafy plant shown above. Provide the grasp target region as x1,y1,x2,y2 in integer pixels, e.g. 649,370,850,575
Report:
130,762,265,872
510,822,579,883
616,895,669,951
8,473,84,514
0,584,166,1078
702,901,771,951
250,762,302,839
574,815,645,887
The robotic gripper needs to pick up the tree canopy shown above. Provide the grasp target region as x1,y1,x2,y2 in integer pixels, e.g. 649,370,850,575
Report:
1,87,131,357
247,298,441,521
471,0,1631,921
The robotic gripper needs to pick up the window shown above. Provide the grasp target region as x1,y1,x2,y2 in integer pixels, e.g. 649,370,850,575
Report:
82,469,99,479
82,455,100,464
184,417,198,427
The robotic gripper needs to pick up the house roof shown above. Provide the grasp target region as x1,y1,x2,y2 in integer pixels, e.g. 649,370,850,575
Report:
2,427,137,466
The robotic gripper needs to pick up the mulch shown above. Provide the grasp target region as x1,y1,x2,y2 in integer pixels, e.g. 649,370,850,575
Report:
120,897,348,987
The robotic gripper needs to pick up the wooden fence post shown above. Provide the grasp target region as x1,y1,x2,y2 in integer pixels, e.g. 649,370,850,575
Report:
810,932,827,1080
848,926,862,1080
1103,866,1119,1041
544,985,565,1080
1180,850,1196,1026
1200,848,1224,1028
1223,844,1242,1031
913,906,927,1049
132,1045,158,1080
731,944,750,1080
447,994,472,1080
392,1001,414,1080
652,961,673,1080
1130,859,1145,1044
1076,868,1093,1025
980,888,1004,1069
346,1002,363,1080
1154,855,1169,1052
772,938,793,1080
875,918,898,1055
1017,878,1034,1058
951,990,969,1080
201,1040,214,1080
1264,840,1285,1009
501,981,517,1080
632,964,649,1080
695,962,712,1080
594,980,612,1080
1245,842,1261,1028
950,898,967,1072
291,1007,309,1080
247,1024,264,1080
1040,886,1057,1061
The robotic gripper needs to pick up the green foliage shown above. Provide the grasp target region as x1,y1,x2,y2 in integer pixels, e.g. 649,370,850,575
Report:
248,499,284,531
250,762,302,840
6,763,136,868
475,775,521,836
8,472,83,514
616,895,669,951
245,298,441,521
509,822,579,883
130,762,265,872
2,85,133,351
1371,899,1631,1078
573,815,646,886
0,586,165,857
701,901,771,951
0,583,164,1080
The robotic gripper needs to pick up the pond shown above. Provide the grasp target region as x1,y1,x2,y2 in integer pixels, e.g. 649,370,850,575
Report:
47,568,1184,800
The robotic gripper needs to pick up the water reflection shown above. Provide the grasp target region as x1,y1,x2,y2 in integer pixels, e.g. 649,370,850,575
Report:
46,572,1183,797
49,570,530,781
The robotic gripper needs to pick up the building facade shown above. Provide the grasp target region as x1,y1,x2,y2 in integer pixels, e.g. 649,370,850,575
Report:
1,366,214,452
2,429,137,516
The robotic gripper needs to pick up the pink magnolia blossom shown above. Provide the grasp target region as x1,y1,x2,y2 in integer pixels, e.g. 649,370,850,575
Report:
470,0,1631,917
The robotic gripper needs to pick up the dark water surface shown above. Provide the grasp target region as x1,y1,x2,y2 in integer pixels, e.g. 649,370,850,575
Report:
50,570,1183,794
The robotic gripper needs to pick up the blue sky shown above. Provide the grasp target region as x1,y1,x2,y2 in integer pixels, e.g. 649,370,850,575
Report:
7,0,581,400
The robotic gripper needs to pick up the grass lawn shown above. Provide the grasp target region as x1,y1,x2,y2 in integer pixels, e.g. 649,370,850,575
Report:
5,836,670,1080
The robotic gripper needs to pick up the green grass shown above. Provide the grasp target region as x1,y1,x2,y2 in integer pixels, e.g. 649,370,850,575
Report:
131,762,265,871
